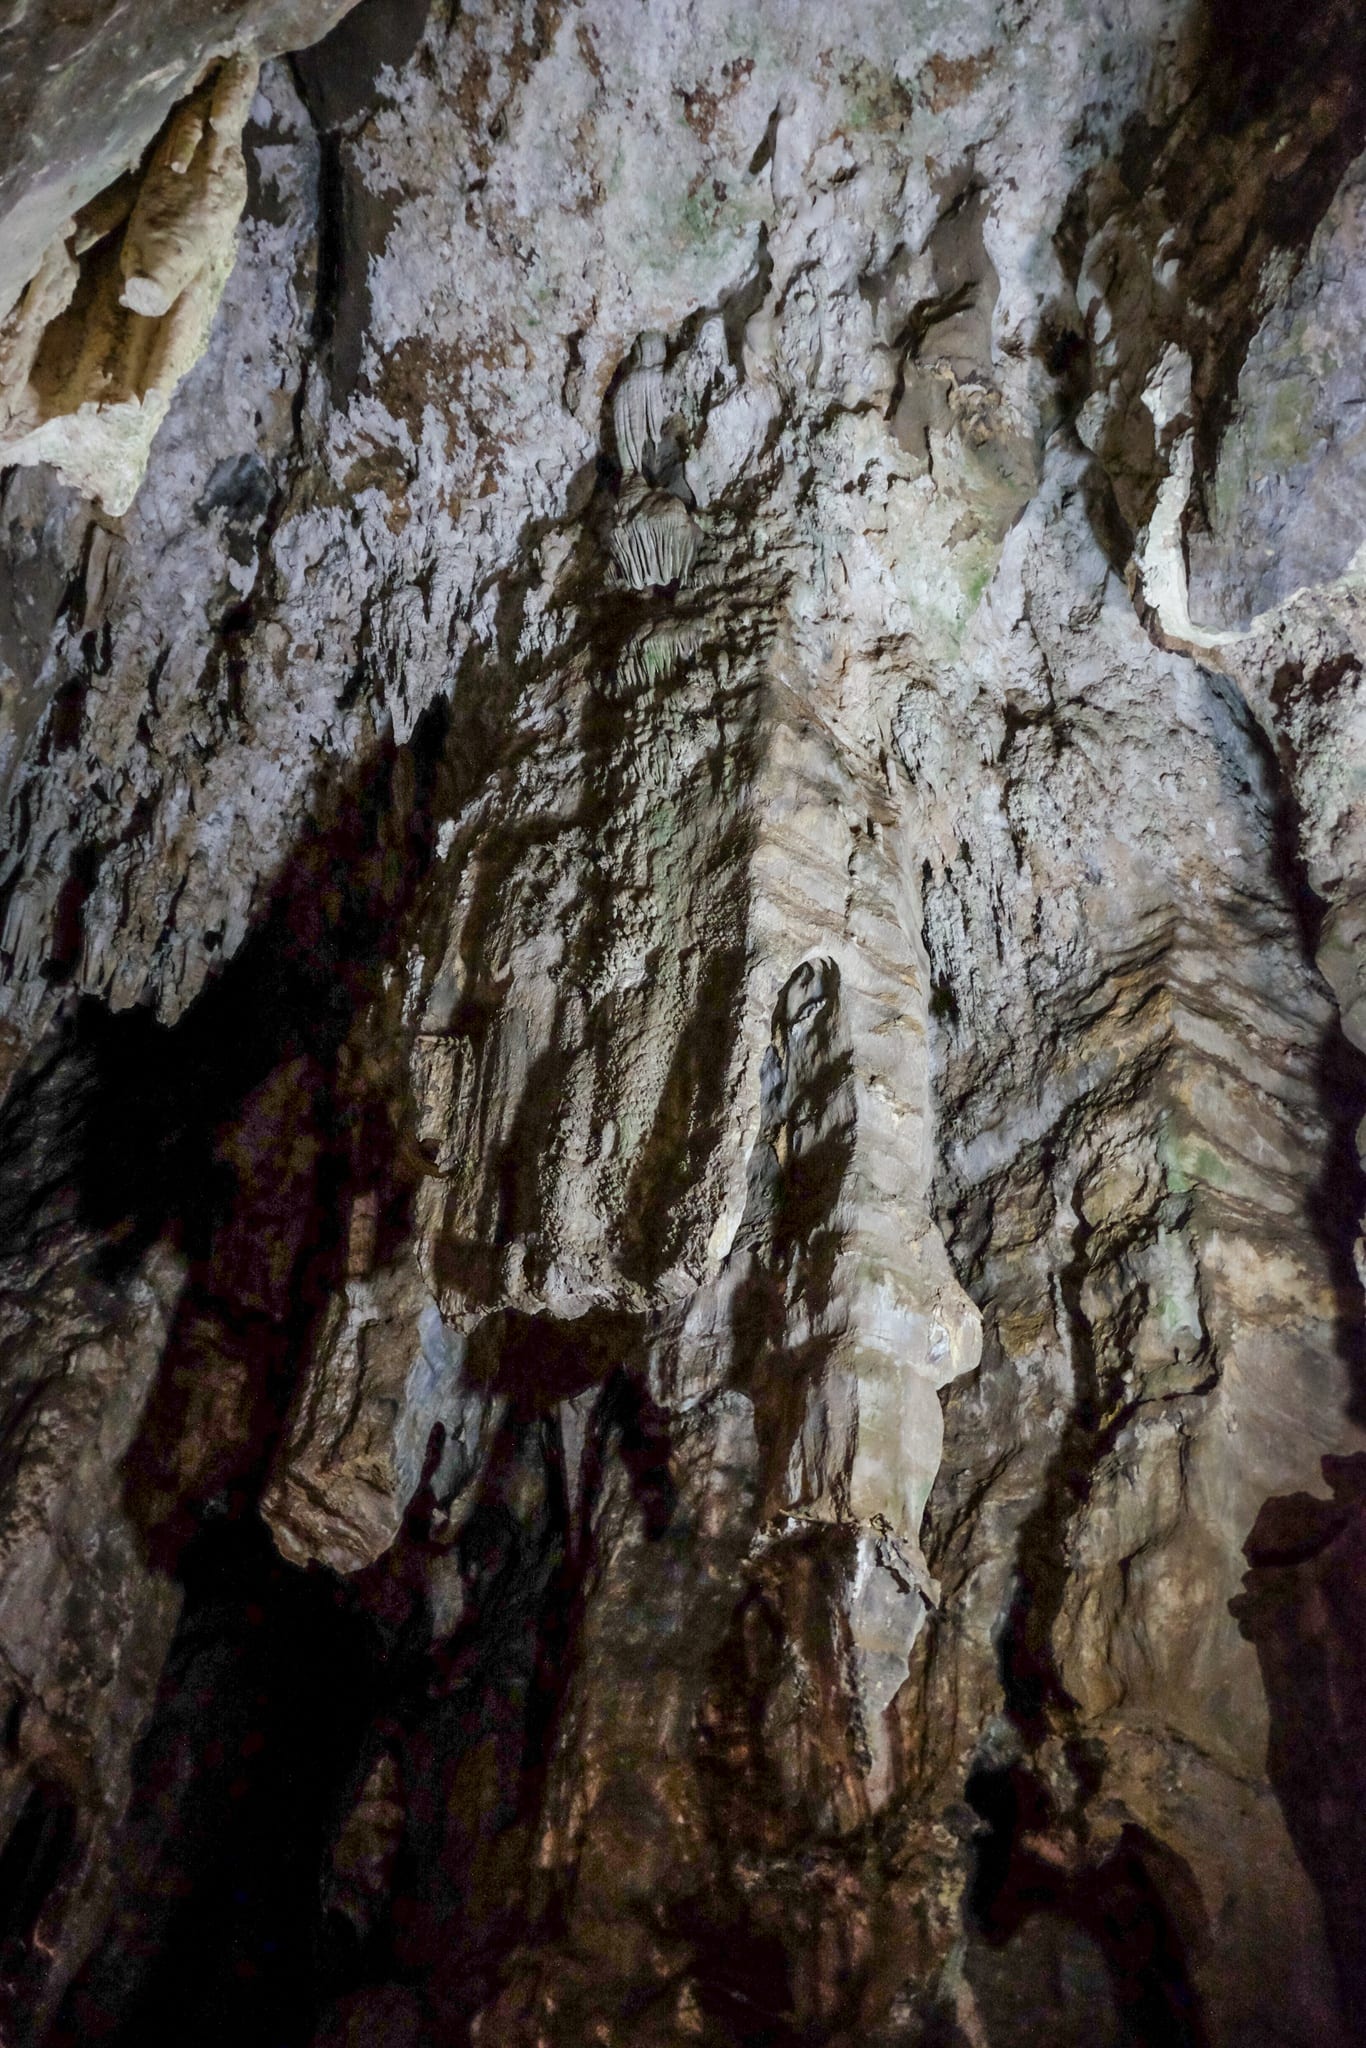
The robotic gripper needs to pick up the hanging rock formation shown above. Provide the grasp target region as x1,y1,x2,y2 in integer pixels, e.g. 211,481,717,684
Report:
0,55,264,516
0,2,1365,2046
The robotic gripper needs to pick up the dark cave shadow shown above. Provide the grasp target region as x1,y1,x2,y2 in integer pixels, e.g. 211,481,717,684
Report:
988,1192,1123,1747
93,690,453,1568
1232,1454,1366,2026
47,1509,393,2048
1233,659,1366,1427
1218,696,1366,2025
602,1366,679,1540
0,483,588,2047
964,1761,1211,2048
952,1181,1214,2045
1304,1017,1366,1429
0,374,714,2048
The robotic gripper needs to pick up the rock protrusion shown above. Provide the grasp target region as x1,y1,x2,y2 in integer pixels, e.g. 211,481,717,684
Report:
608,477,700,590
0,56,259,515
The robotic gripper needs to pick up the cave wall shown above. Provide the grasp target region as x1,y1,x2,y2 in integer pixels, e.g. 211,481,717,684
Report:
0,2,1365,2045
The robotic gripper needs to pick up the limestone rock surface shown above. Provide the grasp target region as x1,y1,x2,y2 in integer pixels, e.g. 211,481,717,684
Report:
0,55,265,516
0,3,1364,2047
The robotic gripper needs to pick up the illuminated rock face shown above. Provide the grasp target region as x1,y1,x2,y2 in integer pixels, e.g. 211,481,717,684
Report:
1,3,1366,2045
0,56,261,517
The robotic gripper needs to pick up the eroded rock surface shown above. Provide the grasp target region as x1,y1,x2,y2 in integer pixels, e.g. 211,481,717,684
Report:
1,2,1365,2046
0,55,264,516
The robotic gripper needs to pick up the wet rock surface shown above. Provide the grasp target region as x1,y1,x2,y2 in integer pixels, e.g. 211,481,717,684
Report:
0,1,1365,2044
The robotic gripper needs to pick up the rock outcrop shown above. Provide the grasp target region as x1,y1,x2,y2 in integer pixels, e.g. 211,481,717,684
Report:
0,55,263,516
0,2,1364,2046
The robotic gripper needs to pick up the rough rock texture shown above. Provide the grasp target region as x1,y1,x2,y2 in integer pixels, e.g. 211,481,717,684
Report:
1,2,1365,2046
0,0,358,320
0,55,265,516
1186,150,1366,628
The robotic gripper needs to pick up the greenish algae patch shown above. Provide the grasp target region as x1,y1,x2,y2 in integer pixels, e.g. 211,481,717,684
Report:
1158,1120,1232,1194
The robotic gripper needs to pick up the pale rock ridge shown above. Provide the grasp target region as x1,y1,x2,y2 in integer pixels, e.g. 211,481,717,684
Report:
910,443,1364,2042
265,366,981,1798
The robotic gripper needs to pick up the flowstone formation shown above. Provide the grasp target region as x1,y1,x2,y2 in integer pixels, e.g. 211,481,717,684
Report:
0,55,262,518
0,2,1365,2046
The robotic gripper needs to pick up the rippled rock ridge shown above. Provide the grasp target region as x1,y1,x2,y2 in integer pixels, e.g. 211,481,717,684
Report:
0,2,1365,2043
